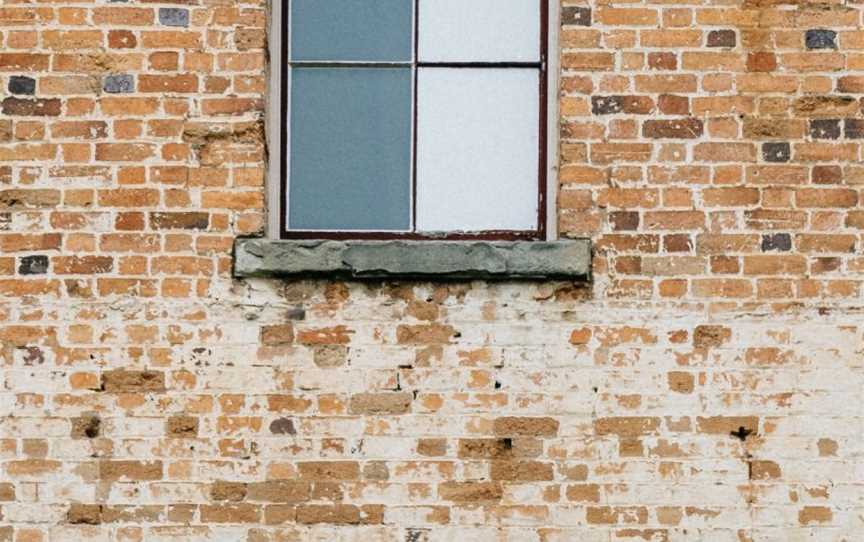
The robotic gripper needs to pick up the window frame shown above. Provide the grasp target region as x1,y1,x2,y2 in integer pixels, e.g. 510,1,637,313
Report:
266,0,560,242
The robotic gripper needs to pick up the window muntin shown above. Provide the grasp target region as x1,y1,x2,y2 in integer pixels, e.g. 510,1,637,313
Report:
282,0,548,240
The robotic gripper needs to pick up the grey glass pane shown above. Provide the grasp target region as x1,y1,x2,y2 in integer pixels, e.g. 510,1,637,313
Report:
289,67,412,231
291,0,413,61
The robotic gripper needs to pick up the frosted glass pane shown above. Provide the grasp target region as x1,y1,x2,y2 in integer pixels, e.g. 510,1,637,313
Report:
289,67,412,231
416,68,540,232
291,0,413,61
418,0,540,62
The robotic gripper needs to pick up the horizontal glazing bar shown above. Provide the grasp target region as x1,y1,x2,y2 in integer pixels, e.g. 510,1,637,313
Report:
289,61,413,68
417,62,543,69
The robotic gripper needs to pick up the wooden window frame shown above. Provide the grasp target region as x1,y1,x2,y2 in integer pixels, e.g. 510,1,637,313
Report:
267,0,559,242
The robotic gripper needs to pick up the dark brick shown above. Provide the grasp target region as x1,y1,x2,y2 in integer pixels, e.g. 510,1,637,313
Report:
19,255,48,275
2,97,61,117
762,142,790,163
150,212,209,230
762,233,792,252
592,96,624,115
707,30,736,48
562,6,591,26
592,96,654,115
805,29,836,50
643,118,703,139
159,8,189,27
844,118,864,139
8,76,35,95
269,417,296,435
810,119,841,139
103,74,134,94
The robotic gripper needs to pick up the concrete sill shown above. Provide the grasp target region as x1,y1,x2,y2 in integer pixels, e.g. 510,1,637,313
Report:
233,238,591,281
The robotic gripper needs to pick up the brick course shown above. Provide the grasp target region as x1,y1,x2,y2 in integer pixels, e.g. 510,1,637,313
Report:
0,0,861,540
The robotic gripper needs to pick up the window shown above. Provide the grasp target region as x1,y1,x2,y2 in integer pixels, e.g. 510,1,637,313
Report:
276,0,551,240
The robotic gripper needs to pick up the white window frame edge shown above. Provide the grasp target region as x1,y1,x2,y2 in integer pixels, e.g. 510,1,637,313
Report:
265,0,561,241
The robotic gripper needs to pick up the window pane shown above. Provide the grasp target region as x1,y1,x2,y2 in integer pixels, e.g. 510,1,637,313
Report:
291,0,413,62
418,0,540,63
289,67,412,231
415,68,540,232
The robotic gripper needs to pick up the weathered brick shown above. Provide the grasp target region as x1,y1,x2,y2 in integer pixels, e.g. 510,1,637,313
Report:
438,482,503,503
696,416,758,435
595,417,661,437
458,438,541,459
493,417,559,437
247,481,309,504
297,462,360,481
2,98,61,116
349,392,412,415
166,415,198,437
101,370,165,392
750,460,781,480
200,504,261,523
490,460,553,481
211,481,248,502
67,504,102,525
70,415,101,439
296,504,383,525
0,483,15,502
99,460,163,481
693,325,732,348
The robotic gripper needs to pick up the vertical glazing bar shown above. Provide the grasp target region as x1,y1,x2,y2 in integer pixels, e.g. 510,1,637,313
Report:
411,0,419,233
279,0,290,237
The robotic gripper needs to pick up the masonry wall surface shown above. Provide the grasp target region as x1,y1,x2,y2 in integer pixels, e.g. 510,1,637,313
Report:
0,0,862,541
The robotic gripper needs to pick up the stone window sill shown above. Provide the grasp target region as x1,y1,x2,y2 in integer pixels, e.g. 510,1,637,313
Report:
233,238,591,281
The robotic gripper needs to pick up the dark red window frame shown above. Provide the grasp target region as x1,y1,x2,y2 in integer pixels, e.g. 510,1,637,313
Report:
280,1,549,241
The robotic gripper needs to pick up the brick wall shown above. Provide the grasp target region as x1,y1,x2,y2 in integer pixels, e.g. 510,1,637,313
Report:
0,1,861,541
